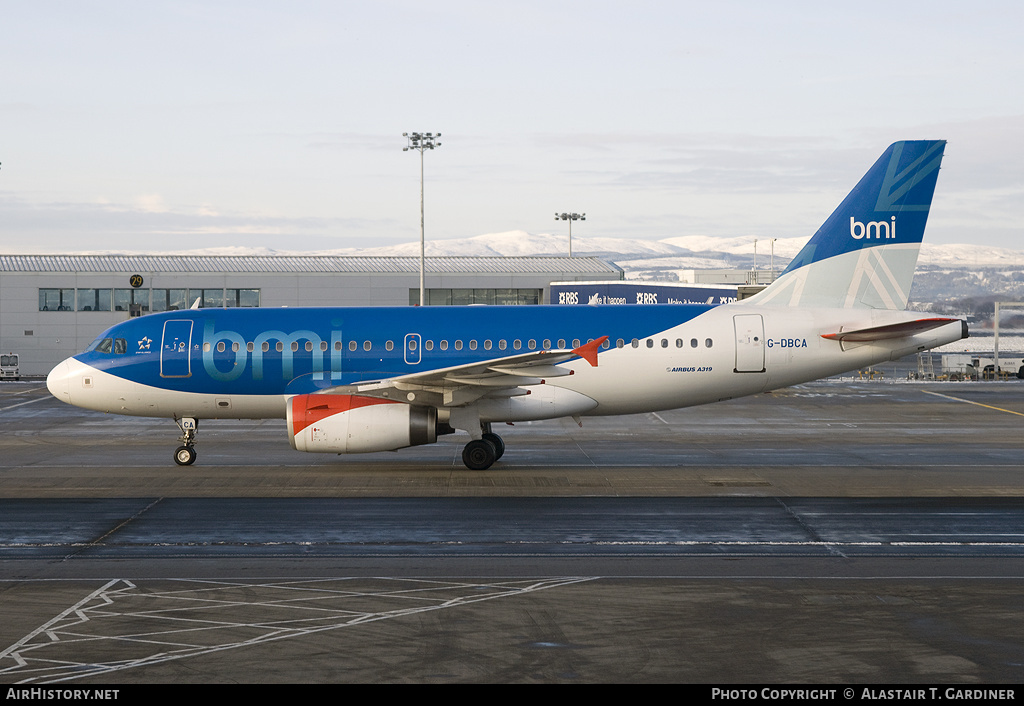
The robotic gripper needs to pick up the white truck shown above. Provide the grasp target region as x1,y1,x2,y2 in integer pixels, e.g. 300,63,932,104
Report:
1,353,19,381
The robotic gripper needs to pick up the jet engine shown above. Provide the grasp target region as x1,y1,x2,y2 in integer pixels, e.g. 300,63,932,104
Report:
288,393,438,453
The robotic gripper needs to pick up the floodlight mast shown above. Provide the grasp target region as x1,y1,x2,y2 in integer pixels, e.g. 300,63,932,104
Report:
403,132,441,306
555,212,585,257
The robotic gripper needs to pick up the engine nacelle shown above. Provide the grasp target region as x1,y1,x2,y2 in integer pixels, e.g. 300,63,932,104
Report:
288,394,437,453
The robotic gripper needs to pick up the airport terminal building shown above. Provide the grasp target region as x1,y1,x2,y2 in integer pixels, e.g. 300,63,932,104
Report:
1,254,622,376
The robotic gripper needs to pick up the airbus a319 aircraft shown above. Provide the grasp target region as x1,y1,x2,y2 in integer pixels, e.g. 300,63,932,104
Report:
47,140,967,470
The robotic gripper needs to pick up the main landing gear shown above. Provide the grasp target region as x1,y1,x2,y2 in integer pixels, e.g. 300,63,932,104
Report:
173,417,198,466
461,425,505,471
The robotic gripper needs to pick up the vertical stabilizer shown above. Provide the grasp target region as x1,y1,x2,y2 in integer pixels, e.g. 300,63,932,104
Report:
746,140,945,309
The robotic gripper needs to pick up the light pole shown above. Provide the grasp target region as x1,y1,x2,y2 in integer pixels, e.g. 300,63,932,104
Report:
555,212,585,257
403,132,441,306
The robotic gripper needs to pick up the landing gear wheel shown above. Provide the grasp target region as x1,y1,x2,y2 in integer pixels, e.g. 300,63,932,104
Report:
482,432,504,460
462,438,497,470
174,445,197,466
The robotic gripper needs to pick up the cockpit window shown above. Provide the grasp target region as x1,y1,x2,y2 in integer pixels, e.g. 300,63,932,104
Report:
94,338,113,353
114,338,127,354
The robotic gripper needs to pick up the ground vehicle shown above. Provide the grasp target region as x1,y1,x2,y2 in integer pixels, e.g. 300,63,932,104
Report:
1,353,20,381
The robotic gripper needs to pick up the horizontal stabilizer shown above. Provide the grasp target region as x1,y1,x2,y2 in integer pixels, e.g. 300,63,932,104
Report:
821,317,961,343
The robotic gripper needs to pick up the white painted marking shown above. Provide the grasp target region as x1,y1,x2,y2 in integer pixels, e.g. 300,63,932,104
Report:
0,576,596,683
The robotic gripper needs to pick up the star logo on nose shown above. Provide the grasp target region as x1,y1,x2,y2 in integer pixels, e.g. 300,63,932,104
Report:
138,336,152,350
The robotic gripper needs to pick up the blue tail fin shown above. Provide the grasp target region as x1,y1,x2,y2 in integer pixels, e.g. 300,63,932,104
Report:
748,140,945,309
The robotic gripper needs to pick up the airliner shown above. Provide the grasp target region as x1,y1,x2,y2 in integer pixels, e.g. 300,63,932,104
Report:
47,140,967,470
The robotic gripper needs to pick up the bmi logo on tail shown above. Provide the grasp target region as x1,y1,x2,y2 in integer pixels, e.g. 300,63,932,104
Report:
850,216,897,239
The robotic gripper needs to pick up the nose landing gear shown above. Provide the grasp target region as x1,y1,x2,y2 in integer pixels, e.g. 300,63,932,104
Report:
173,417,198,466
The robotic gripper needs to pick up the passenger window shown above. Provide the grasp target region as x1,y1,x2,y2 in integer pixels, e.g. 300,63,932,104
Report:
363,341,371,351
512,339,521,350
483,340,492,351
217,342,226,353
440,340,449,351
646,339,654,348
455,340,463,351
558,339,566,348
349,341,357,351
277,342,284,352
386,341,394,351
661,339,668,348
291,342,298,352
305,341,313,352
425,340,433,351
528,339,537,350
321,341,328,351
572,339,581,348
262,342,270,352
233,343,240,352
705,338,714,348
203,343,211,352
543,339,551,349
691,338,698,348
676,339,683,348
247,342,254,352
631,338,639,348
469,340,478,351
616,339,624,348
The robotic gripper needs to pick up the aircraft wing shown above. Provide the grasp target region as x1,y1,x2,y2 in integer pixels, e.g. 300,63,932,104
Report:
820,317,960,343
317,336,609,407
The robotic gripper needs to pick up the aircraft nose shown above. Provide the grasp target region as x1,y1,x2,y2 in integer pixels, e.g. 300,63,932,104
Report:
46,359,72,403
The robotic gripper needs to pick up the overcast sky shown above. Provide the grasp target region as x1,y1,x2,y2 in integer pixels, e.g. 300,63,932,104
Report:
2,1,1022,253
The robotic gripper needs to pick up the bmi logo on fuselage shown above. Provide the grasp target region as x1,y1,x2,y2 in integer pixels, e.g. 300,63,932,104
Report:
850,216,897,240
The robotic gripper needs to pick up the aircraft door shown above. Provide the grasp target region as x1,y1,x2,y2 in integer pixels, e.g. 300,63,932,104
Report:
404,333,422,365
733,314,765,373
161,319,193,378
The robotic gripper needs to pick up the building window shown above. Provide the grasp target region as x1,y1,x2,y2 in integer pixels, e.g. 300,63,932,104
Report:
410,288,543,306
114,289,149,313
151,289,189,312
76,289,112,312
39,289,75,311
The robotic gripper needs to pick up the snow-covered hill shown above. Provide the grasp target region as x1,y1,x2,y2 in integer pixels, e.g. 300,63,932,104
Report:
75,229,1024,267
71,229,1024,302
